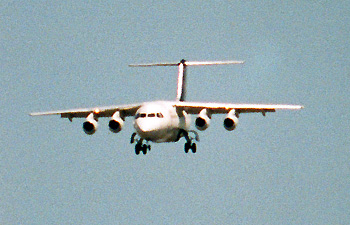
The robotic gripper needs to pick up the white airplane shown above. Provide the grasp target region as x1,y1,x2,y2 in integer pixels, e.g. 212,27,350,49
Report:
30,59,303,155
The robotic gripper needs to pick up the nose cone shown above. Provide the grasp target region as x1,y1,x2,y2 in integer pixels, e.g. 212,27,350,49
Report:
138,122,154,133
134,117,170,142
134,119,159,136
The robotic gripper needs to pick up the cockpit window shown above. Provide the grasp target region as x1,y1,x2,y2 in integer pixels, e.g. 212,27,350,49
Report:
135,112,163,119
135,113,146,119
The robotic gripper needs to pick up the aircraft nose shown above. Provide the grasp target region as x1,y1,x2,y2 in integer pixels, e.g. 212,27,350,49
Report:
135,120,157,133
139,124,152,133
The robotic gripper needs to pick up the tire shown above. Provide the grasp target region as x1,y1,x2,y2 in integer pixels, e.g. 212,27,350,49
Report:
142,144,147,155
184,142,191,153
191,143,197,153
135,144,141,155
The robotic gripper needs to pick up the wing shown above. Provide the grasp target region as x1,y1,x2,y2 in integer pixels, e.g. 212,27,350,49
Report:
173,102,303,115
30,103,142,120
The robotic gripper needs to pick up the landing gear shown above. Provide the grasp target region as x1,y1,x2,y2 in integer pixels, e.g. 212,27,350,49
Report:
132,133,151,155
135,143,151,155
180,129,199,154
184,142,197,153
136,143,151,155
130,132,137,144
131,130,199,155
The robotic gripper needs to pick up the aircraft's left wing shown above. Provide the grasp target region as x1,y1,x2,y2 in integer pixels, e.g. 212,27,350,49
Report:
30,103,142,120
173,102,303,115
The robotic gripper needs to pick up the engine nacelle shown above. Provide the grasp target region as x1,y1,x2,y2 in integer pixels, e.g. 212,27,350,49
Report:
223,109,239,131
195,109,211,131
109,111,124,133
83,113,98,135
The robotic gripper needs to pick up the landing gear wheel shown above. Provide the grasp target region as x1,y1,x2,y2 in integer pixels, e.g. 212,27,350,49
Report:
191,143,197,153
142,144,148,155
184,142,191,153
135,144,141,155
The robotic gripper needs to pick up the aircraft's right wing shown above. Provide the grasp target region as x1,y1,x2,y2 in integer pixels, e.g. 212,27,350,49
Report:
30,103,142,120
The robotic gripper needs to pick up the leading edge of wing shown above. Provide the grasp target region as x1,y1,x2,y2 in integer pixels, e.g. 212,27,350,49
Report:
173,102,304,114
30,103,142,118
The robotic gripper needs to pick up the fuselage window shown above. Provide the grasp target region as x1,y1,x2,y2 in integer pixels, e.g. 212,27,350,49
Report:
148,113,155,117
157,113,164,118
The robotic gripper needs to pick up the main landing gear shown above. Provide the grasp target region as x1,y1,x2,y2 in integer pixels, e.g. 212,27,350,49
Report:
179,130,199,154
184,142,197,153
130,132,151,155
135,143,151,155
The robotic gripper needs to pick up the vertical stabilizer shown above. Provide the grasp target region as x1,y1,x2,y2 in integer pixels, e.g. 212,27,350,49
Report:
176,59,187,101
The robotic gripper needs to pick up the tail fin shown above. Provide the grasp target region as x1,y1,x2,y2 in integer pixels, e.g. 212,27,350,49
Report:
129,59,244,102
177,59,187,101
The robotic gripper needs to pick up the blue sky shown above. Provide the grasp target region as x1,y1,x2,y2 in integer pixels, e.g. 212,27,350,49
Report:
1,1,350,224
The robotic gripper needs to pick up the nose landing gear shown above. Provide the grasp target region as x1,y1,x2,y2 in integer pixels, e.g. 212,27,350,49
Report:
131,132,151,155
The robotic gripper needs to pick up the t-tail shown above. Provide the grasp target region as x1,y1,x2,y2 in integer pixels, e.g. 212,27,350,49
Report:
129,59,244,102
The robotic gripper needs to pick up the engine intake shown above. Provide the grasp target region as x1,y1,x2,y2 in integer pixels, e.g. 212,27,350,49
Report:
83,113,98,135
109,111,124,133
195,109,211,131
224,109,239,131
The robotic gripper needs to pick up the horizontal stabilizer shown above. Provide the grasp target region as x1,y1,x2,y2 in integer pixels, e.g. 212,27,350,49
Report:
184,60,244,66
129,60,244,67
129,63,179,67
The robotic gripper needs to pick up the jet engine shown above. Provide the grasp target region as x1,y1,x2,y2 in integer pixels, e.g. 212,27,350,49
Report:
109,111,124,133
83,113,98,135
223,109,239,131
195,109,211,131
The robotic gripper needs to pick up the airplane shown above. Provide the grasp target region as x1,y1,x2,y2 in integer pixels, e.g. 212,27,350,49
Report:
30,59,303,155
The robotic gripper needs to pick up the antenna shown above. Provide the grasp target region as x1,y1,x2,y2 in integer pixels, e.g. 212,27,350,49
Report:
129,59,244,102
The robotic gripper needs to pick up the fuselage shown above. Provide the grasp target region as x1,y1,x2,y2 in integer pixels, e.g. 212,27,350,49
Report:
133,101,191,143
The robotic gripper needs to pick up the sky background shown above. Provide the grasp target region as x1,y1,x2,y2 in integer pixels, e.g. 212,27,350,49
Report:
1,1,350,224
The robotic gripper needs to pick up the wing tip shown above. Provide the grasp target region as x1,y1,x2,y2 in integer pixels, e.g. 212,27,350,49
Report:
29,112,42,116
293,105,304,110
29,112,57,116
